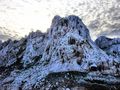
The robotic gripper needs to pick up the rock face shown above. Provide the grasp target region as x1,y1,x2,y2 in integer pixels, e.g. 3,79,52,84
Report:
0,15,120,90
95,36,120,58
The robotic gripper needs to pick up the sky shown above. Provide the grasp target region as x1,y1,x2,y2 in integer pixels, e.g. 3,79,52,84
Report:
0,0,120,41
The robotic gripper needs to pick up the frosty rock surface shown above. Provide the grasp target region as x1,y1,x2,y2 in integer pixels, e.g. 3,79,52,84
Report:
0,15,120,90
95,36,120,58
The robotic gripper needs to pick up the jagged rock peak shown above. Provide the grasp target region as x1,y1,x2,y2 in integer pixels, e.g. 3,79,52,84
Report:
95,36,120,49
95,36,120,58
41,15,110,72
28,30,47,39
49,15,90,39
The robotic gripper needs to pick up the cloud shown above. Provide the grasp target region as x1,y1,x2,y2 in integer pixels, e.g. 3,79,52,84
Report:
0,27,20,41
0,0,120,41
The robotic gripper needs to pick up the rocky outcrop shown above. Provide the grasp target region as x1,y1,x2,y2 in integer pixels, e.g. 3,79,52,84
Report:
21,30,48,67
0,38,26,82
0,15,120,90
95,36,120,58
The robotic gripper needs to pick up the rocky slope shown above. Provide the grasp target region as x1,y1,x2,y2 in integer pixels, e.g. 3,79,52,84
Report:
0,15,120,90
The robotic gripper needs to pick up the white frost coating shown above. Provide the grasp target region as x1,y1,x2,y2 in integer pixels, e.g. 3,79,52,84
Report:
96,36,120,59
22,43,36,66
22,31,48,67
0,15,120,90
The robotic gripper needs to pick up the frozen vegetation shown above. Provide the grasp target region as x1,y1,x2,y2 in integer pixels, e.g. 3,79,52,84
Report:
0,15,120,90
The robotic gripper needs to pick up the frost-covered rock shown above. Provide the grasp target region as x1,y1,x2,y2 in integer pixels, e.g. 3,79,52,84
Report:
0,15,120,90
0,38,26,68
41,15,111,73
95,36,120,58
22,30,48,67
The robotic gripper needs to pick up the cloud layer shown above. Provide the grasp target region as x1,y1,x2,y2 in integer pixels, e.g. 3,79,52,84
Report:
0,0,120,40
